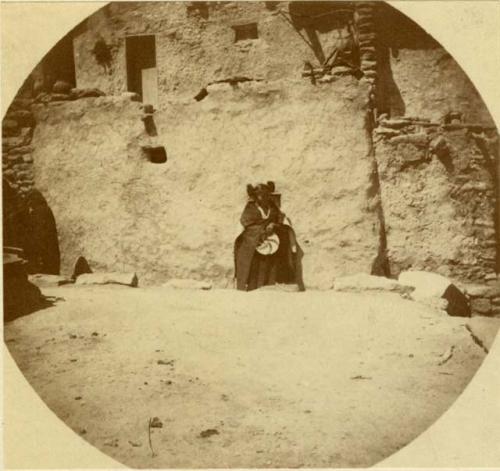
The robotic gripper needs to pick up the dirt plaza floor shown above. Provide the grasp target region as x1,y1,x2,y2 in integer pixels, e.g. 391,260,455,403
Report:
4,285,496,468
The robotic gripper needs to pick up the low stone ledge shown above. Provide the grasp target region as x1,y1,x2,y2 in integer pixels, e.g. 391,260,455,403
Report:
75,272,138,287
333,273,414,295
29,274,73,288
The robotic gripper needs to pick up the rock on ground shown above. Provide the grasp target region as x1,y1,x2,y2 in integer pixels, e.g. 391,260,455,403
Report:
399,271,470,317
399,271,452,299
75,272,138,287
333,273,414,295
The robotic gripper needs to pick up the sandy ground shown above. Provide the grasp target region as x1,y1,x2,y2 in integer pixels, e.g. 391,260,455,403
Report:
4,285,490,468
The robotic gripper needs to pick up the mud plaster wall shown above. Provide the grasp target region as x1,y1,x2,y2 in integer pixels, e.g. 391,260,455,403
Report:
73,1,355,104
31,78,380,288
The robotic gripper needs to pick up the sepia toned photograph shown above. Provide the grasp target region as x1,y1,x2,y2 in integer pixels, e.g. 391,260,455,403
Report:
2,1,500,468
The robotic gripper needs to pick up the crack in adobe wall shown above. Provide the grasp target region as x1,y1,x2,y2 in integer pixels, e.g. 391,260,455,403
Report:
365,108,390,277
208,76,264,86
194,76,264,101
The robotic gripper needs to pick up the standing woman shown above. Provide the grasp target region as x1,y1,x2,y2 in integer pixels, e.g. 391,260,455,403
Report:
234,182,305,291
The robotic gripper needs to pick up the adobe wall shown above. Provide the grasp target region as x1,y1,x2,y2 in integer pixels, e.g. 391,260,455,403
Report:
29,78,380,288
72,1,356,104
2,1,499,302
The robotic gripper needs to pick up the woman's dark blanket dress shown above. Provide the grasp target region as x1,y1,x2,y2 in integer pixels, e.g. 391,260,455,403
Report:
234,200,305,291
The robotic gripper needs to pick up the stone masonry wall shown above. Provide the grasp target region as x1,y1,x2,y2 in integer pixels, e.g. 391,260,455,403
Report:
2,98,36,199
369,2,499,316
375,121,500,317
375,119,497,282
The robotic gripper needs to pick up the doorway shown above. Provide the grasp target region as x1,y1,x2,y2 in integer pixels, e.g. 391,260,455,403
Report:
125,35,158,109
42,34,77,89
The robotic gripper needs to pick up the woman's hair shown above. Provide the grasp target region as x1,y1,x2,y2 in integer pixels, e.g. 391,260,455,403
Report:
247,181,275,198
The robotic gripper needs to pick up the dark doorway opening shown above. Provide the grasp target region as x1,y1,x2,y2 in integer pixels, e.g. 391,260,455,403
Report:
126,35,158,108
25,190,61,275
42,34,77,89
2,182,61,275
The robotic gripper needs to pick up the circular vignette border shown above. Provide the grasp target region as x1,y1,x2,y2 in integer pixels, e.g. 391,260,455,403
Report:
1,1,500,469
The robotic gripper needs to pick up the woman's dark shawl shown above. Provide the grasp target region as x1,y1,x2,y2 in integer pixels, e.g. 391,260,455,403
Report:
234,201,305,291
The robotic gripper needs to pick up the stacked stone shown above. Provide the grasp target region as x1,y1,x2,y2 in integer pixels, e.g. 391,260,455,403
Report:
456,143,497,282
463,278,500,317
354,2,378,87
3,78,107,200
34,80,105,104
374,117,433,148
374,116,498,286
2,96,36,199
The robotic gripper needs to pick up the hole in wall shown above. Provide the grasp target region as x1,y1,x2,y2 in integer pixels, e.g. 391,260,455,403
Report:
233,23,258,42
142,145,167,164
186,2,209,20
39,33,77,91
194,88,208,101
443,111,463,125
